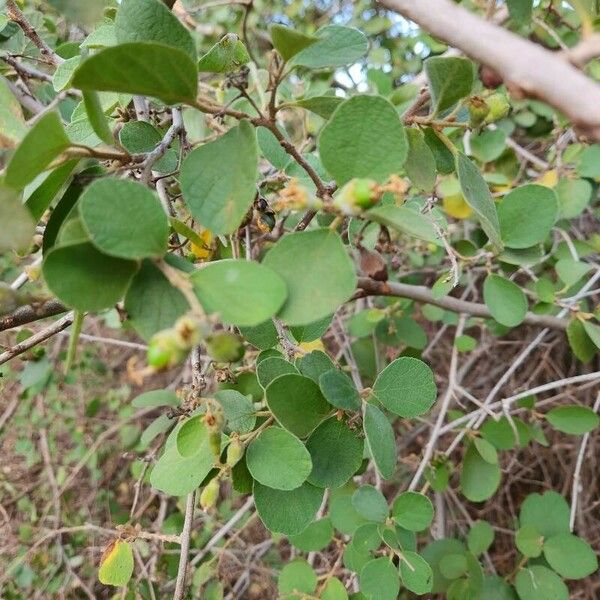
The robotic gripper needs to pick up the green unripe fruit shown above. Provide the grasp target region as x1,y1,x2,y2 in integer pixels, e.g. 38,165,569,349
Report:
174,315,202,349
146,330,185,371
206,332,245,363
484,93,510,124
333,178,378,216
199,478,219,510
467,96,490,128
209,431,221,459
226,438,244,467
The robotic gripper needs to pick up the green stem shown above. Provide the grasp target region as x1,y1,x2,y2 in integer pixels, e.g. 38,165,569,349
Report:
65,310,84,372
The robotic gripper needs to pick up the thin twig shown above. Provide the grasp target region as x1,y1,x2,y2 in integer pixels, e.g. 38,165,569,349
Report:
172,491,196,600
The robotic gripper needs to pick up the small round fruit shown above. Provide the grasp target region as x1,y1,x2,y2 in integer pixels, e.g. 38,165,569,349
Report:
206,332,245,363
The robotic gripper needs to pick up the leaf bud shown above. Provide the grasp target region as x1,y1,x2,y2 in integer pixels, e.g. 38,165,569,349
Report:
467,96,490,128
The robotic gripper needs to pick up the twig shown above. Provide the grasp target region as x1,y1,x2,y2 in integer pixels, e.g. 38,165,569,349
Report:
172,491,196,600
0,313,74,365
570,393,600,531
0,299,67,331
141,107,184,184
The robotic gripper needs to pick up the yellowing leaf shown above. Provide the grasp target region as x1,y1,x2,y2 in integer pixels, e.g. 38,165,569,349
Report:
98,540,134,587
442,194,473,219
298,339,325,355
537,169,558,188
190,229,214,260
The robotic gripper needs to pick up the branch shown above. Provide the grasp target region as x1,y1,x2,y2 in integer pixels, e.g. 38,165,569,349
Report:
141,107,184,184
356,277,568,330
0,299,68,332
172,492,195,600
379,0,600,140
5,0,63,66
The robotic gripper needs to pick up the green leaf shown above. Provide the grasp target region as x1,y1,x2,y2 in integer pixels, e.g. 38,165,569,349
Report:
363,403,396,480
150,422,215,495
546,405,599,435
321,577,349,600
305,417,363,488
372,357,437,418
515,524,543,558
98,540,134,587
197,33,249,72
507,0,533,23
318,95,407,186
43,242,138,311
239,320,279,350
329,485,369,535
256,126,291,170
424,57,473,115
556,258,592,287
470,129,507,163
5,111,71,190
262,229,356,326
582,319,600,349
352,485,388,522
288,518,334,552
297,350,335,383
567,318,597,363
246,426,312,490
120,121,178,174
405,128,437,192
319,370,361,411
0,75,27,148
467,521,494,556
290,95,344,119
515,566,568,600
498,184,557,249
292,25,367,69
556,177,592,219
257,357,298,388
79,178,169,259
176,414,207,457
131,389,180,408
460,441,501,502
366,204,441,245
140,414,173,448
115,0,196,59
278,559,317,597
392,492,434,532
0,184,35,252
53,56,80,92
359,557,400,600
473,437,498,464
421,539,467,594
253,480,324,535
399,551,434,595
543,533,598,579
191,259,287,327
266,373,332,437
180,120,258,235
214,389,256,434
124,260,189,341
270,24,316,61
72,42,198,105
483,274,527,327
81,90,114,146
439,554,468,580
519,491,570,539
456,152,503,250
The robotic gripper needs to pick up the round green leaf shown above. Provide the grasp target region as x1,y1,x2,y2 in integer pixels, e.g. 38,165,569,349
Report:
372,357,437,418
460,442,501,502
546,405,600,435
43,242,138,311
483,274,528,327
363,403,396,480
257,357,298,388
543,533,598,579
253,481,324,535
119,121,177,174
425,56,473,114
266,373,332,438
246,427,312,491
288,518,334,552
515,524,543,558
329,485,369,535
180,120,258,235
292,25,367,69
79,178,168,259
556,177,592,219
421,539,466,594
351,485,389,522
214,389,256,434
191,259,287,327
392,492,434,532
131,389,180,409
439,554,468,580
519,491,570,538
176,414,207,457
399,551,434,595
467,520,495,556
318,95,407,186
473,437,499,464
262,229,357,327
297,350,335,383
321,577,348,600
498,184,558,249
306,417,364,488
359,557,400,600
515,566,568,600
98,540,134,587
319,370,361,411
278,559,317,597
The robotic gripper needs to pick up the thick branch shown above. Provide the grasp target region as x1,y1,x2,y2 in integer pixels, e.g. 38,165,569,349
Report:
356,277,568,330
0,299,68,332
379,0,600,140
